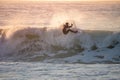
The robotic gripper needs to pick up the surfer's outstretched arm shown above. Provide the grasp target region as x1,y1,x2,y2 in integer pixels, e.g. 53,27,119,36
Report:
68,24,73,28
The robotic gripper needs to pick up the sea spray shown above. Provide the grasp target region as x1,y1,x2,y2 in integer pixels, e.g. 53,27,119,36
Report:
0,27,120,61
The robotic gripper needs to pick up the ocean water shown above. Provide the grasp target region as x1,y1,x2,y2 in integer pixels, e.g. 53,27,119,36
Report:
0,1,120,62
0,2,120,30
0,1,120,80
0,62,120,80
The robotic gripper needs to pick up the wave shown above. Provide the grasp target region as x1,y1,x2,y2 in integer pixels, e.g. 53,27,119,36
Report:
0,26,120,63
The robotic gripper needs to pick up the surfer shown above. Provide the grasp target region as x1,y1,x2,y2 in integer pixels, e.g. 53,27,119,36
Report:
63,22,78,35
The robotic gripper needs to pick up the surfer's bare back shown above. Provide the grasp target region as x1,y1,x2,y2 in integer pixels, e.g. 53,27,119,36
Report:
62,22,78,35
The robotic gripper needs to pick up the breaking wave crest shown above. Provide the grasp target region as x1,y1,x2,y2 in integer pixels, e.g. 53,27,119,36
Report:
0,26,120,62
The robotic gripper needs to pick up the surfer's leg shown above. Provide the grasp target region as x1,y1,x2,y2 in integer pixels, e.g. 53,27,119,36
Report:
68,29,78,33
63,30,69,35
63,29,77,35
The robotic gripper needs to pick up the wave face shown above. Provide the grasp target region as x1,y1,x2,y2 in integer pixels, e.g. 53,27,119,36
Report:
0,27,120,63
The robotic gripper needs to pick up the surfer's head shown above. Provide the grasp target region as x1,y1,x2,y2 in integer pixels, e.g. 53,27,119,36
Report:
66,22,68,25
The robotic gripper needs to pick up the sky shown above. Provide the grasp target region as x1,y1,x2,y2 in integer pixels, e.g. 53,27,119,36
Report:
0,0,120,2
0,0,119,4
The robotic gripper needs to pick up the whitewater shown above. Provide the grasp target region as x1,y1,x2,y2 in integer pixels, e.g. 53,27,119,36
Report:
0,26,120,63
0,1,120,80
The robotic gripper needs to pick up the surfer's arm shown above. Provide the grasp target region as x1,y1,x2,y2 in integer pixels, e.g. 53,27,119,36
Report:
69,24,73,28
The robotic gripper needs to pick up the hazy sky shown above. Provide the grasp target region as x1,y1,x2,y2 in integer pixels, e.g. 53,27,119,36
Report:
0,0,119,4
0,0,119,2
